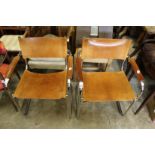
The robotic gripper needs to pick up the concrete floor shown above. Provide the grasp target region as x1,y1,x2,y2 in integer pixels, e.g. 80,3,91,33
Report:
0,62,155,129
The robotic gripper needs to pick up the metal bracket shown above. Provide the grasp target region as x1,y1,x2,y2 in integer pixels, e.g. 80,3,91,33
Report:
79,81,83,90
2,78,10,87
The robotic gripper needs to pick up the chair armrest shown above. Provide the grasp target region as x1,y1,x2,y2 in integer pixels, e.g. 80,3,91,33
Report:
128,58,144,98
6,55,20,78
128,58,144,81
75,48,83,81
67,54,73,79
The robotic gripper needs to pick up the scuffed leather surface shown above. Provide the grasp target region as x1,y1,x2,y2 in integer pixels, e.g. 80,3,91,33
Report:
82,71,136,102
81,38,131,60
19,37,67,59
14,70,67,99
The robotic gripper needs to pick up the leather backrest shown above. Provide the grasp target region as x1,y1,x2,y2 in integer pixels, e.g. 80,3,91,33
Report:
19,37,67,59
81,38,132,60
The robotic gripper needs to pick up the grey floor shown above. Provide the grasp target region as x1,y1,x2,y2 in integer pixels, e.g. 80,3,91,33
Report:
0,62,155,129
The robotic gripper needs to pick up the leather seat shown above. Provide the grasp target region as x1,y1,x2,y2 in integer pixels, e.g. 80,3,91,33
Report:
14,70,67,99
82,71,136,102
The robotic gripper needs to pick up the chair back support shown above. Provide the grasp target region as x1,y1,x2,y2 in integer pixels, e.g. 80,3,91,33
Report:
19,37,67,59
81,38,132,60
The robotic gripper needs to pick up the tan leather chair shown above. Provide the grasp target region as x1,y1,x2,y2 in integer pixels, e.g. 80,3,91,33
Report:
75,38,144,118
13,37,73,118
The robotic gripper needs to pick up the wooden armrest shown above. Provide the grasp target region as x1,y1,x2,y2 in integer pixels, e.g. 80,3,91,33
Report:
7,55,20,78
128,58,144,81
75,48,83,81
67,54,73,79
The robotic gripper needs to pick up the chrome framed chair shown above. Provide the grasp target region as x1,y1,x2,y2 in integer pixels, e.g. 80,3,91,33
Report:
12,37,73,118
75,38,144,118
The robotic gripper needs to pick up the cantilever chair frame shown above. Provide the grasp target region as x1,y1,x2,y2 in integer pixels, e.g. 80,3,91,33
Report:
12,37,73,118
75,38,145,118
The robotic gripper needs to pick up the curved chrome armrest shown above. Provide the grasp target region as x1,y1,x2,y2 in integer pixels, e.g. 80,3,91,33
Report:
136,80,145,100
128,57,145,99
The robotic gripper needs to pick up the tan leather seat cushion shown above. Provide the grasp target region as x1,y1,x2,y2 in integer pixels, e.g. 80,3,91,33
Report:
14,70,67,99
82,71,136,102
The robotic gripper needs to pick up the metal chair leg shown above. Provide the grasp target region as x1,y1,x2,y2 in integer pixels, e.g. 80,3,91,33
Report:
76,86,81,119
23,99,31,115
135,92,155,114
5,89,20,112
21,100,27,110
66,87,72,119
123,100,135,115
116,100,135,116
66,97,71,119
116,101,123,116
77,100,81,119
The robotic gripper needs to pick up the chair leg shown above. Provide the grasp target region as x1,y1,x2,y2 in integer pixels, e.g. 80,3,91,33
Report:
22,99,31,115
76,86,81,119
5,89,20,112
135,92,155,114
21,99,27,110
66,97,71,119
116,101,123,116
77,100,81,119
66,87,72,119
123,100,135,115
116,100,135,116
